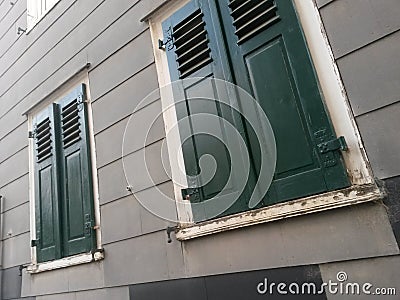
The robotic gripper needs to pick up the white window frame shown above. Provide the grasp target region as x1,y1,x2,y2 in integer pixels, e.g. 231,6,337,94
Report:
26,69,103,273
146,0,381,240
27,0,60,31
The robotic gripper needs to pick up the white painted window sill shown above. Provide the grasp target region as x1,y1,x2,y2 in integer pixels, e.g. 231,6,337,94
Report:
27,249,104,274
176,184,383,241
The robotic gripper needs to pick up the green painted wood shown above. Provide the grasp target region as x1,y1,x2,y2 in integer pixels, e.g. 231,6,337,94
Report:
33,104,62,263
217,0,350,204
163,0,350,220
163,0,257,221
57,84,96,256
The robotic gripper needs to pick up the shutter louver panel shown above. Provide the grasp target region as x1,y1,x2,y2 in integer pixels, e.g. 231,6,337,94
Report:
33,103,62,263
35,118,52,162
173,9,212,78
229,0,280,44
57,84,96,257
61,99,81,148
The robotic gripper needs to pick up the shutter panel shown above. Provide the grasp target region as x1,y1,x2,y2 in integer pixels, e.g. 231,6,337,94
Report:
33,104,62,262
57,84,96,256
162,0,256,221
216,0,350,204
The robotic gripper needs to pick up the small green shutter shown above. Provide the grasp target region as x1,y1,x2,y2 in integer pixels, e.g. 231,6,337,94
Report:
33,104,62,262
57,84,96,256
162,0,256,221
216,0,350,204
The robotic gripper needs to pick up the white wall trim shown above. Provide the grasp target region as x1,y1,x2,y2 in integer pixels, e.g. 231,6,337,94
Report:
177,184,383,240
27,250,104,274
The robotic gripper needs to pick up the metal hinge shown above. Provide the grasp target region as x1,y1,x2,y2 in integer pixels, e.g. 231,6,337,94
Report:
158,39,165,50
28,130,36,139
84,214,93,236
317,136,347,154
314,128,348,168
181,187,200,202
31,239,39,247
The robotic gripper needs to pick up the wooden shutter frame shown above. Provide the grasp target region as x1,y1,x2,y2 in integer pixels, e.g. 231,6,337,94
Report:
57,83,96,257
33,103,62,263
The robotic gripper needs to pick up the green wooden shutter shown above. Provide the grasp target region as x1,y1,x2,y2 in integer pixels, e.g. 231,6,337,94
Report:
215,0,350,204
162,0,257,221
57,84,96,256
33,104,62,262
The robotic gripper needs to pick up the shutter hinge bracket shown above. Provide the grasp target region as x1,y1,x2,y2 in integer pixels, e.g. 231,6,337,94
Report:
158,39,165,50
317,136,348,154
31,239,38,247
28,130,36,139
181,187,200,202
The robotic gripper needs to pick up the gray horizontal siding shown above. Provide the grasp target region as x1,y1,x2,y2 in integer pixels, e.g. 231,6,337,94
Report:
91,63,160,134
100,181,173,245
103,230,185,287
2,232,30,269
0,0,20,22
1,266,22,300
21,261,105,297
94,99,165,168
319,0,400,180
1,202,30,241
31,287,128,300
0,122,27,164
182,202,398,277
0,12,25,58
0,174,29,213
0,0,25,40
97,139,170,205
337,30,400,116
315,0,334,9
356,102,400,179
320,0,400,58
88,30,154,101
0,148,28,189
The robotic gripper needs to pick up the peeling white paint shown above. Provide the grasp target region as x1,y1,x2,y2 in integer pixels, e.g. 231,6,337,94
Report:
177,184,383,241
27,250,104,274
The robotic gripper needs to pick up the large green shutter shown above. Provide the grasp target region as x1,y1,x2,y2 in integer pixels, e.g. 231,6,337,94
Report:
216,0,350,204
33,104,62,263
163,0,349,220
162,0,257,221
57,84,96,256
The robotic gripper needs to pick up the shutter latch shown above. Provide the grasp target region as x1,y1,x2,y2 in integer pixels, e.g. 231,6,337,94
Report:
84,214,93,236
181,187,200,202
317,136,348,154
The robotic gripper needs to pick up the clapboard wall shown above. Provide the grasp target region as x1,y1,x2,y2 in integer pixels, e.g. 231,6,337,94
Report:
0,0,399,299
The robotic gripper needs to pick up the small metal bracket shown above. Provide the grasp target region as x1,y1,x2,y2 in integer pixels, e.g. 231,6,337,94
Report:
19,265,28,276
317,136,347,154
158,39,165,50
166,226,177,243
17,27,26,35
28,130,36,139
181,187,200,202
31,239,38,247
